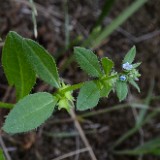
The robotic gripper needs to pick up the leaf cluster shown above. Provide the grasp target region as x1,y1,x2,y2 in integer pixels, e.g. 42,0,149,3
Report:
1,32,141,134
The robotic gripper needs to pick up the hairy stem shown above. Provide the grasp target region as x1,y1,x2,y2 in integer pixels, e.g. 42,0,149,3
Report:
56,74,118,95
0,75,117,109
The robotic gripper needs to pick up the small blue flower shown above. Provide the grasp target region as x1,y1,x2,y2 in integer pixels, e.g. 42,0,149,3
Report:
119,75,126,81
122,62,133,70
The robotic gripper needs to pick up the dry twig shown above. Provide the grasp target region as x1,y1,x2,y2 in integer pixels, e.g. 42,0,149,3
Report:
0,87,13,160
69,107,97,160
51,147,89,160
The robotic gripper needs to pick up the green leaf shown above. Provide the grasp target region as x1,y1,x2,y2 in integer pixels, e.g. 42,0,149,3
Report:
129,79,140,92
101,57,114,76
74,47,102,77
123,46,136,64
0,149,5,160
133,62,141,68
3,92,57,134
76,81,100,111
115,138,160,156
97,79,112,97
22,39,60,88
100,83,112,97
116,81,128,101
2,31,36,100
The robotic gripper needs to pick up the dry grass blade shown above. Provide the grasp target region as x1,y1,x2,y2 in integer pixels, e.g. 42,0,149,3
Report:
0,136,12,160
0,87,13,160
0,42,4,47
51,147,89,160
70,107,97,160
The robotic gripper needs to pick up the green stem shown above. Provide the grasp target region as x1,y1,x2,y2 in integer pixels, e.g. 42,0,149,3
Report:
60,82,84,93
56,75,117,95
101,74,117,81
0,75,117,109
0,102,13,109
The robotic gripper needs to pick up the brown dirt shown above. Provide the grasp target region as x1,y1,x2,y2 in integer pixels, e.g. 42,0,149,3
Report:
0,0,160,160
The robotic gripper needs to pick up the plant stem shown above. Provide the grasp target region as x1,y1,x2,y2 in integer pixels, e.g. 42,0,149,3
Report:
0,75,117,109
56,74,117,95
70,103,97,160
0,102,13,109
60,82,84,93
101,74,117,81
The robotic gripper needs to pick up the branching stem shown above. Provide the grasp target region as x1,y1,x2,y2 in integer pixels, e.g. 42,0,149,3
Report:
0,75,118,110
56,74,118,95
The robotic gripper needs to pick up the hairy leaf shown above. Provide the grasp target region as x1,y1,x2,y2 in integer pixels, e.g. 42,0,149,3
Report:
76,81,100,110
2,31,36,100
3,92,57,134
133,62,141,68
129,79,140,92
100,83,112,97
74,47,102,77
22,39,60,88
123,46,136,64
101,57,114,76
116,81,128,101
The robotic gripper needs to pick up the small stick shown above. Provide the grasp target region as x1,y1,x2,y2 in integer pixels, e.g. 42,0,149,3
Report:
70,107,97,160
51,147,89,160
0,87,13,160
0,136,12,160
0,42,4,47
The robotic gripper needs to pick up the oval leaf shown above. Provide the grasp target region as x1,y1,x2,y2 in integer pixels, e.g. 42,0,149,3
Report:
22,39,60,88
101,57,114,76
2,31,36,100
74,47,102,77
133,62,141,68
116,81,128,101
100,83,112,97
76,81,100,111
3,92,57,134
123,46,136,64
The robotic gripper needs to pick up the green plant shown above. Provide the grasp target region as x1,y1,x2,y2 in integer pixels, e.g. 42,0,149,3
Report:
0,31,141,134
60,0,148,72
110,80,159,154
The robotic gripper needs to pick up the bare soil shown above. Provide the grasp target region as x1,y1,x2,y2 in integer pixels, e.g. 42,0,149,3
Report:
0,0,160,160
